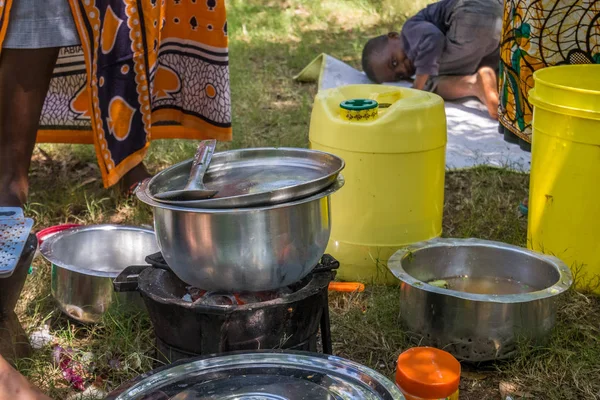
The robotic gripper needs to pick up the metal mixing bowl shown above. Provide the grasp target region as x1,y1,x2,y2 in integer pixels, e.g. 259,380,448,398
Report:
388,238,572,361
40,225,160,323
136,176,344,292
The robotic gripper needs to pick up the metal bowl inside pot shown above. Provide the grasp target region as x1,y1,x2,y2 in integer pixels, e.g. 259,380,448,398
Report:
136,175,344,292
388,238,572,362
40,225,159,323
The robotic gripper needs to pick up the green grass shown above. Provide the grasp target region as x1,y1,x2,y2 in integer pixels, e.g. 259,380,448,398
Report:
14,0,600,399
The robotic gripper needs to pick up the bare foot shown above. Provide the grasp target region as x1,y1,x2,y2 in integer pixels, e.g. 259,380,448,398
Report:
0,355,50,400
0,178,27,207
119,162,152,196
0,193,23,208
475,67,499,120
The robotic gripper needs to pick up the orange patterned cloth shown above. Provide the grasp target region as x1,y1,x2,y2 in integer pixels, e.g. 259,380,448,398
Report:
0,0,232,187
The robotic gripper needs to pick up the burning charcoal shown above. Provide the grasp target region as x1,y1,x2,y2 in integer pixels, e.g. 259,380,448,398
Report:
259,291,279,302
182,293,193,302
198,293,237,306
185,286,206,302
234,293,263,304
276,287,293,297
235,288,293,304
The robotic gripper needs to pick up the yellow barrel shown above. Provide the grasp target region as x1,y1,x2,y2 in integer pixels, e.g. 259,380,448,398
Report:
309,84,446,283
528,65,600,294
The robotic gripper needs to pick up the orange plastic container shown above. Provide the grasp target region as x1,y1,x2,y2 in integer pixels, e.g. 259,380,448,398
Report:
396,347,460,400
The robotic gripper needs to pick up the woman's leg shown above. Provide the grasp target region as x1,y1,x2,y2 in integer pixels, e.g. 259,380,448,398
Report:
0,48,60,207
433,66,499,120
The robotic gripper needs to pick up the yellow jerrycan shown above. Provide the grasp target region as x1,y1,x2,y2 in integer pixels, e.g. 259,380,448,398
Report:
309,84,447,283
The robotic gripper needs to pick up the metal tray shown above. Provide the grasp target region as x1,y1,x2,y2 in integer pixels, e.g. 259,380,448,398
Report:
0,207,34,278
146,148,344,209
105,351,404,399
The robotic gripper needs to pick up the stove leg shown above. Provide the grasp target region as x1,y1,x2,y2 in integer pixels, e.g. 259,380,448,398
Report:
320,292,333,355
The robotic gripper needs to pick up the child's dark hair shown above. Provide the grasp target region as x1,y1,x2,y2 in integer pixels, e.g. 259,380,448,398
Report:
362,35,388,82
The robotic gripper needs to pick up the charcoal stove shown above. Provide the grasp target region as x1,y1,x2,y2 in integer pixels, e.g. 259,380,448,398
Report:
114,253,338,364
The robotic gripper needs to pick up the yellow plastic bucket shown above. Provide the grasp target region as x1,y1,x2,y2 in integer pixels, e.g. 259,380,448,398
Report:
309,84,446,283
528,65,600,293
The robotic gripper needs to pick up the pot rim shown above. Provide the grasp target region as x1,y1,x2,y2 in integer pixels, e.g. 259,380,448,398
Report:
136,174,345,213
40,224,156,278
145,147,346,209
387,237,573,303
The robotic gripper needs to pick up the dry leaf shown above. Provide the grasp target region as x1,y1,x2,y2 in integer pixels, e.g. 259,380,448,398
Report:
77,177,98,188
499,381,534,398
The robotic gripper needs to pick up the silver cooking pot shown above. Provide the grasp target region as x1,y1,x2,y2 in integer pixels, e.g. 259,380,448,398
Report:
135,175,344,292
40,225,160,323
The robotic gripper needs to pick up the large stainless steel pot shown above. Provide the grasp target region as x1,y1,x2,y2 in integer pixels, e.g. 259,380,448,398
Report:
40,225,160,323
135,176,344,292
388,238,572,362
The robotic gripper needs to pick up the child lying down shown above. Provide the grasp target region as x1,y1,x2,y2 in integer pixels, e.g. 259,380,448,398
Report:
362,0,502,119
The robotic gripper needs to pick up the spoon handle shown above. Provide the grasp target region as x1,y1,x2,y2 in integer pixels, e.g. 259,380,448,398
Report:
184,139,217,190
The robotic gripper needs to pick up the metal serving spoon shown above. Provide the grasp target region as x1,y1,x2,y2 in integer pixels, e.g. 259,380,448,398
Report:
154,139,218,202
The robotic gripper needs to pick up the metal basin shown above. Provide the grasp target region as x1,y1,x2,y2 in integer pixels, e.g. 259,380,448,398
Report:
136,176,344,292
388,238,572,362
105,351,404,399
40,225,159,323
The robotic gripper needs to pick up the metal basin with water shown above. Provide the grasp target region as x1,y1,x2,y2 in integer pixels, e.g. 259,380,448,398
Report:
388,238,572,362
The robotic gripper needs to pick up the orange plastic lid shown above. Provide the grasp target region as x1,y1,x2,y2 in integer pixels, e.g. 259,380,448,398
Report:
395,347,461,399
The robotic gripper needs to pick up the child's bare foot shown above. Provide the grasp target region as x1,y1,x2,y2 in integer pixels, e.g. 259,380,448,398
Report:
475,67,499,120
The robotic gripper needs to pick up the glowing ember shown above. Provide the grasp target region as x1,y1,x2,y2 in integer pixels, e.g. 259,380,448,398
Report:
182,286,293,305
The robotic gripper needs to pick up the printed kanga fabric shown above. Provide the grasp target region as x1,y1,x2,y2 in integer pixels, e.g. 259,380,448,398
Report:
0,0,232,187
499,0,600,143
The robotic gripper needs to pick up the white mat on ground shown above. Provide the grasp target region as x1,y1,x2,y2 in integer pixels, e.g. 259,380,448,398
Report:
294,54,531,172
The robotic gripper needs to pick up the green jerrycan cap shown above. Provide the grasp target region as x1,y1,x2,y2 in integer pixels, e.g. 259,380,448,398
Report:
340,98,379,111
339,99,379,121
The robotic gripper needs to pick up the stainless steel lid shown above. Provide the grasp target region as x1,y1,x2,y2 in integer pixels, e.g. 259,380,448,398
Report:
145,148,345,209
106,351,404,399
